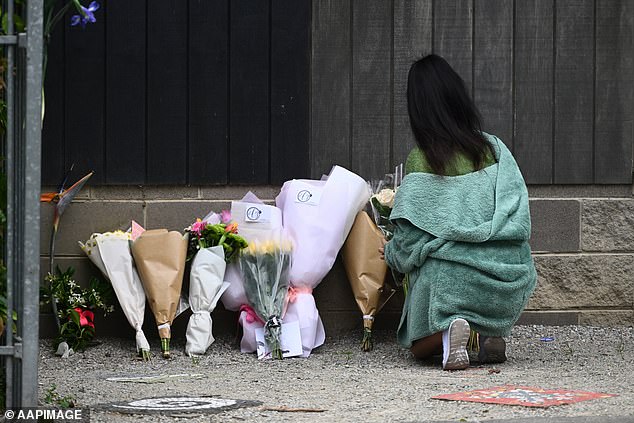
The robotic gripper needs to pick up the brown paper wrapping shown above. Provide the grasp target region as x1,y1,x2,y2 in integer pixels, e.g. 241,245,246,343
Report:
341,211,394,324
131,229,188,339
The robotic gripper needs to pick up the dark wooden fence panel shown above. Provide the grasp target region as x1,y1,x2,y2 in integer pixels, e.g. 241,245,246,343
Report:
65,11,105,184
270,0,311,184
146,1,188,184
43,1,634,186
188,0,229,185
595,0,634,184
311,0,633,185
42,0,311,186
392,0,432,168
474,0,513,149
554,0,595,184
105,0,146,184
351,0,392,180
41,23,65,185
311,0,352,178
229,0,270,184
434,0,473,92
514,0,554,184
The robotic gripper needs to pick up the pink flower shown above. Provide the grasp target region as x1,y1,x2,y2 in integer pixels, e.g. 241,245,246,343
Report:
225,222,238,234
220,210,232,224
190,218,206,236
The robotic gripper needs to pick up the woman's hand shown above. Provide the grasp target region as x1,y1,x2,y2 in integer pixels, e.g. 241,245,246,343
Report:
379,238,387,260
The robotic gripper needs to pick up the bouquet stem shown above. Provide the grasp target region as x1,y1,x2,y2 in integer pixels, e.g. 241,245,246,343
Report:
160,338,170,358
362,316,374,352
140,349,151,361
265,316,283,360
467,329,479,352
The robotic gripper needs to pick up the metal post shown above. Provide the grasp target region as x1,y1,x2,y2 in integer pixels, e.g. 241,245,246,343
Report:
4,0,16,406
3,0,43,408
20,0,43,407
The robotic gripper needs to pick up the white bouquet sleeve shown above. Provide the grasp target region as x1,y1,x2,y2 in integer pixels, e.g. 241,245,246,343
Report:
221,192,284,311
185,245,230,356
79,231,151,359
276,166,370,357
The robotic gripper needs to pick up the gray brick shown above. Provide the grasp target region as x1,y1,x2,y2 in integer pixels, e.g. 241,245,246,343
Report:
528,184,632,198
140,186,200,200
529,199,580,252
144,201,231,232
41,201,145,256
577,310,634,326
40,257,104,285
529,254,634,309
582,199,634,252
200,186,282,202
516,311,579,326
89,186,144,200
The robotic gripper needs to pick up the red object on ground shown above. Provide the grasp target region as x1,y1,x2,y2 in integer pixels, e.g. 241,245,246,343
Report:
432,385,616,408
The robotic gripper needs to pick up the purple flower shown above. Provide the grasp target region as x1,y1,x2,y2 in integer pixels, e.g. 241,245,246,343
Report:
220,210,232,224
70,1,100,29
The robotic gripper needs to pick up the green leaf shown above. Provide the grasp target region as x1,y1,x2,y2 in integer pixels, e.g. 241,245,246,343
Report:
1,13,25,34
68,308,81,327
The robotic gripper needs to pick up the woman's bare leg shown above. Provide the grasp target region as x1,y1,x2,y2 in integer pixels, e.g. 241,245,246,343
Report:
410,332,442,359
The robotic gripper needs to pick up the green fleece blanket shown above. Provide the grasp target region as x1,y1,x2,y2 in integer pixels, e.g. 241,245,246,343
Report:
384,134,537,347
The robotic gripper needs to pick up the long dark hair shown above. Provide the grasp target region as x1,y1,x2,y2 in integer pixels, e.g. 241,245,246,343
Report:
407,54,493,175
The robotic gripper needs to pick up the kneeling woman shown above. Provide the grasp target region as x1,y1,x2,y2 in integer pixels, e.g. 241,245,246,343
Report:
382,54,537,370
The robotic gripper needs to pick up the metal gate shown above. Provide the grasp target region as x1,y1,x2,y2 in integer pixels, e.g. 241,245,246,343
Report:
1,0,43,408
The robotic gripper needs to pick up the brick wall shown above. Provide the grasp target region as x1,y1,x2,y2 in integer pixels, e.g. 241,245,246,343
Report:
38,184,634,339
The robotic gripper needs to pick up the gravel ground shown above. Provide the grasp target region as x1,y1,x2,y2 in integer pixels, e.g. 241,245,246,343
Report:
38,325,634,422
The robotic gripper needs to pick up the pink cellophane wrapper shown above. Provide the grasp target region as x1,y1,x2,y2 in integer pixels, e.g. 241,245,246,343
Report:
221,192,284,311
276,165,370,356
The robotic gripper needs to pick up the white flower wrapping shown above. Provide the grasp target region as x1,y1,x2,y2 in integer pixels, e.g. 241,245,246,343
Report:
185,245,230,356
78,231,151,357
276,165,370,357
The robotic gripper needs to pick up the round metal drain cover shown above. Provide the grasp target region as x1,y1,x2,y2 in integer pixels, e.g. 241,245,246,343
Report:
105,396,260,416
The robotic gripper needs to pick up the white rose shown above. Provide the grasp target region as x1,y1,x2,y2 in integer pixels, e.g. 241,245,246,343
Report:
374,188,395,208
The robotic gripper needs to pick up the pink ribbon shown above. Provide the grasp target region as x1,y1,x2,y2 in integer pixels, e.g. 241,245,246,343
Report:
239,304,264,324
283,285,313,318
287,285,313,303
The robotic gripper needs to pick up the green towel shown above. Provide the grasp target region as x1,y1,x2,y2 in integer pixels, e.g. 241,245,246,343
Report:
384,134,537,347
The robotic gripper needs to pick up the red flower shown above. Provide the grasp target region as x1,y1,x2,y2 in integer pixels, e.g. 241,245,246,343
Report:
74,307,95,328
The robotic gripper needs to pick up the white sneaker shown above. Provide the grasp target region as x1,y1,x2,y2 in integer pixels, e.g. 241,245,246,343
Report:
442,318,470,370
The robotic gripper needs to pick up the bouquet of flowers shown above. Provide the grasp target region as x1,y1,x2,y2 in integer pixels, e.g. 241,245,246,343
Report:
79,226,152,360
369,164,409,293
369,163,403,240
218,192,286,354
185,212,247,263
130,229,188,358
221,192,284,313
40,267,113,353
341,211,395,351
276,165,370,356
239,239,292,359
183,213,247,356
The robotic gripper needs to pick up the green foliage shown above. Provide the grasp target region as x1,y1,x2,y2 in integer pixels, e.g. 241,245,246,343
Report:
186,223,248,263
44,384,76,409
41,266,114,351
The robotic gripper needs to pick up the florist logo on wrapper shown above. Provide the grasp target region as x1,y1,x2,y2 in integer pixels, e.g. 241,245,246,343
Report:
293,182,322,206
246,206,262,221
297,190,312,202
